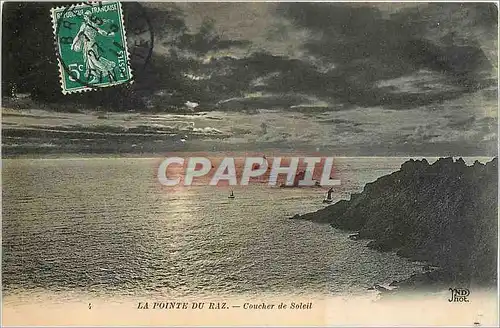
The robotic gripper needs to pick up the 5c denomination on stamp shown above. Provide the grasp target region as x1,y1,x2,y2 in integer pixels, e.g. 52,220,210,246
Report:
51,1,133,94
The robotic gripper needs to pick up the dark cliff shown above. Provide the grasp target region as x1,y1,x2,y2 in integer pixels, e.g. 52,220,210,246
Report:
292,157,498,286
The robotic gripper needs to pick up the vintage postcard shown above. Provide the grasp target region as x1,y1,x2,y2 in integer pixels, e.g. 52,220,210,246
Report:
1,1,498,326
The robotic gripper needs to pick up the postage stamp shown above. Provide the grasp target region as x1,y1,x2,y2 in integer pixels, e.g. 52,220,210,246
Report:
51,1,133,94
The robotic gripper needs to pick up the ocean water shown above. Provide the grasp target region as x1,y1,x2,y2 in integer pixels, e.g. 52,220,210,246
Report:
2,156,466,302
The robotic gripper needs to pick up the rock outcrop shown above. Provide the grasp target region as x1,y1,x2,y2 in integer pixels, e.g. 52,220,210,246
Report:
292,157,498,286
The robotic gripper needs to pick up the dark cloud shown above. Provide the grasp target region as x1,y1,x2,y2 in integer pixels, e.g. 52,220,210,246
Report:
2,2,497,156
318,119,357,125
447,116,476,129
270,2,497,109
175,19,252,56
277,3,495,75
130,2,496,111
2,2,497,114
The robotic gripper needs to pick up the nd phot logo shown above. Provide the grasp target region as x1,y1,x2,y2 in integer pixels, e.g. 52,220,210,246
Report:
448,288,470,302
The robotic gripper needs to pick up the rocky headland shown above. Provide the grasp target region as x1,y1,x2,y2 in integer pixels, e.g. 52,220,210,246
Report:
291,157,498,291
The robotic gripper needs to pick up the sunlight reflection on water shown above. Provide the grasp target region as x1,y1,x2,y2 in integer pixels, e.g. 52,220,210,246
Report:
3,157,466,300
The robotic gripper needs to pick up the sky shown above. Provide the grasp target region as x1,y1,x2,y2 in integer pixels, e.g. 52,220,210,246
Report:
2,2,498,156
140,2,498,156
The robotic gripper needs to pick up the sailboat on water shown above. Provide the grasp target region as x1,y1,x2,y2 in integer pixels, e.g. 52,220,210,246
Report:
323,187,334,204
228,190,235,199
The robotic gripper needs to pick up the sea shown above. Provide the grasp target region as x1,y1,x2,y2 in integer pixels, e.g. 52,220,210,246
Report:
1,156,492,305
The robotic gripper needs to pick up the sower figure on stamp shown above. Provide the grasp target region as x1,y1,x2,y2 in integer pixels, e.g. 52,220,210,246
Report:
71,11,116,83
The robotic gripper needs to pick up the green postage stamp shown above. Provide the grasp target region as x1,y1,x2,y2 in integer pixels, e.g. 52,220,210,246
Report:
51,1,133,94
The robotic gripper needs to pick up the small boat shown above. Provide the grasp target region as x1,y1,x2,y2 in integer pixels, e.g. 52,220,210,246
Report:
322,187,334,204
228,190,235,199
